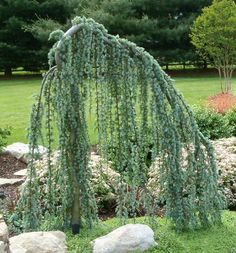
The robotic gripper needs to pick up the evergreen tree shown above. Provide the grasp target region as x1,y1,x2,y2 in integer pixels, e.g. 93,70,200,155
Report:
81,0,212,68
16,17,224,234
0,0,74,76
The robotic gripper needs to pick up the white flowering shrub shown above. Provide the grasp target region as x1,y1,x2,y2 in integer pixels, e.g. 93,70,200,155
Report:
22,152,119,214
147,138,236,210
213,137,236,209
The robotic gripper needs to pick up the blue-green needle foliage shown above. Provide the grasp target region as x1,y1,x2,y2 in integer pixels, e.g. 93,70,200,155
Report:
18,17,224,232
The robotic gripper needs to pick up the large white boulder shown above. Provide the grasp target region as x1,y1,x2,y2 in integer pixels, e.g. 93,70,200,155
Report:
4,143,47,163
92,224,157,253
9,231,67,253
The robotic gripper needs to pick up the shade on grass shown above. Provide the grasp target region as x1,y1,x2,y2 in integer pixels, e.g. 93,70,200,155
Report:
0,76,235,145
66,211,236,253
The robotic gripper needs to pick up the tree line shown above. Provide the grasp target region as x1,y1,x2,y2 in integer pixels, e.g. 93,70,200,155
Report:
0,0,213,76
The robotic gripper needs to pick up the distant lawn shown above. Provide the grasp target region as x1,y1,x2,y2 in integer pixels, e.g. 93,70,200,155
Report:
66,211,236,253
174,76,236,105
0,77,41,144
0,75,235,145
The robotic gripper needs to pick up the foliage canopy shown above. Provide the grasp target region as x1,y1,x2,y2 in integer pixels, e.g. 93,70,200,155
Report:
81,0,212,68
17,17,224,233
191,0,236,92
0,0,74,76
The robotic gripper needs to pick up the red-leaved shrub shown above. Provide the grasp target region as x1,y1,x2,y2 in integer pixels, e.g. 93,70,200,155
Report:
208,93,236,114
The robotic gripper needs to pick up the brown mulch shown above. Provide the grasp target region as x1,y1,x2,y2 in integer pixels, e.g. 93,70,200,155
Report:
0,153,27,202
0,153,27,179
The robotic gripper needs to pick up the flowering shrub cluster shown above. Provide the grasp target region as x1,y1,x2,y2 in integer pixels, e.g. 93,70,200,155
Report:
213,137,236,209
20,137,235,218
24,152,119,214
148,137,236,210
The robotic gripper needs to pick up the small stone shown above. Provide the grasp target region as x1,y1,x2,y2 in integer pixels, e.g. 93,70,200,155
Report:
92,224,157,253
14,169,27,177
0,191,5,200
0,178,24,187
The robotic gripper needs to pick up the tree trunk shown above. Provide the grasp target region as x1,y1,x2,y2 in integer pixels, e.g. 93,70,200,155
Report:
71,186,81,234
4,67,12,77
69,130,81,235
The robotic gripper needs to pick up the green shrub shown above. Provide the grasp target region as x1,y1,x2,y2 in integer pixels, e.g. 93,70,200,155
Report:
0,127,11,153
226,107,236,137
193,106,233,140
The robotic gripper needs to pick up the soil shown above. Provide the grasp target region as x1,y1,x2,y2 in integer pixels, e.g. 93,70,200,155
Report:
0,153,27,179
0,153,27,203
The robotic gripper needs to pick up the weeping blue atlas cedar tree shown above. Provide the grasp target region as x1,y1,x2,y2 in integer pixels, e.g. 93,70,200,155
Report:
17,17,224,234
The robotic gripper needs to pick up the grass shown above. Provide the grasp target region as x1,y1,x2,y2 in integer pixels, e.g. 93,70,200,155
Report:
0,77,41,144
1,75,236,253
173,76,236,105
66,211,236,253
0,75,235,145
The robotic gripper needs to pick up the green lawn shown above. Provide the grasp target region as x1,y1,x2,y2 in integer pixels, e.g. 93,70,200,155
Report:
0,77,41,144
0,75,235,145
66,211,236,253
174,76,236,105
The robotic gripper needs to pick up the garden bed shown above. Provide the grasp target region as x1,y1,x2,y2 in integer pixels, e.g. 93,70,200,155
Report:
0,154,26,203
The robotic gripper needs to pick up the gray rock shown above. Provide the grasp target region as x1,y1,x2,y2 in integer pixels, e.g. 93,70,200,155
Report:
0,178,24,187
92,224,157,253
9,245,27,253
14,169,27,177
0,241,5,253
0,221,8,242
4,143,47,163
10,231,67,253
0,220,10,253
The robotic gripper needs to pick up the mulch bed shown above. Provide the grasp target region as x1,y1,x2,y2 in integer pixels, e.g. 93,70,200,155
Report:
0,153,165,220
0,153,116,219
0,153,27,203
0,153,27,179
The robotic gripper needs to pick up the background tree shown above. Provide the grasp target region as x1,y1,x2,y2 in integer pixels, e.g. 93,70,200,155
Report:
0,0,75,76
191,0,236,93
81,0,212,69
